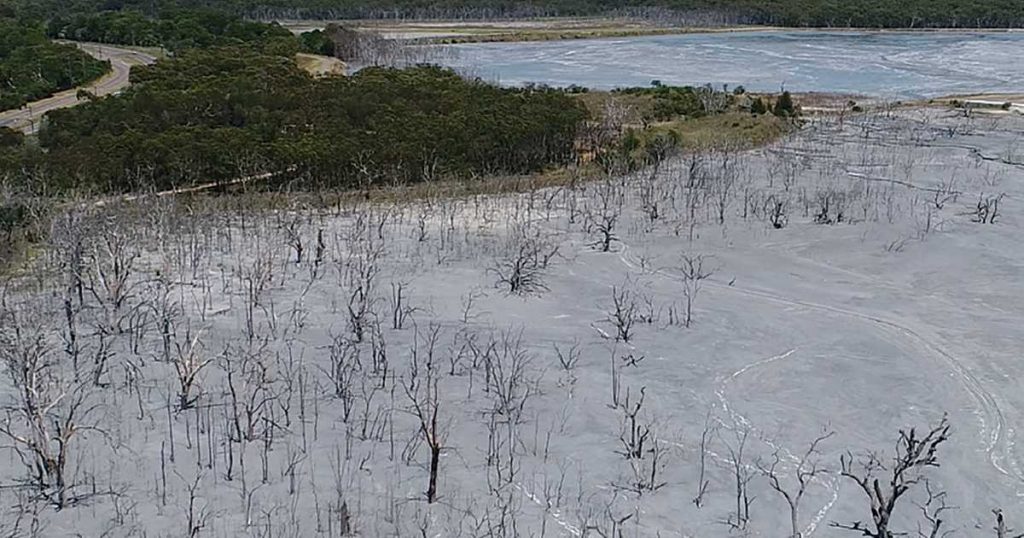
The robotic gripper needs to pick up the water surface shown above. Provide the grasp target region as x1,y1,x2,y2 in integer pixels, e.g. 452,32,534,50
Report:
438,31,1024,98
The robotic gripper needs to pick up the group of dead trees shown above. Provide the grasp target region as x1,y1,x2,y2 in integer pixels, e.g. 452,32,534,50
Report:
600,257,713,342
680,412,1018,538
830,415,1018,538
0,309,102,510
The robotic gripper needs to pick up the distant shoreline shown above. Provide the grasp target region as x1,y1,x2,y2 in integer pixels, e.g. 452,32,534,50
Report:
277,17,1024,43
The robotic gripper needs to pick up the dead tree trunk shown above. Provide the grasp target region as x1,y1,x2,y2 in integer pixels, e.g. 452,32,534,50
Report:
831,416,950,538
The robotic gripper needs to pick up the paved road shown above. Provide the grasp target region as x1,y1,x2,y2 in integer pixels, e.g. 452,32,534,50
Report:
0,42,157,135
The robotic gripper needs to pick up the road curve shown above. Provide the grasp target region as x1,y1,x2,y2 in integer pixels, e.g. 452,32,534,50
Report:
0,42,157,135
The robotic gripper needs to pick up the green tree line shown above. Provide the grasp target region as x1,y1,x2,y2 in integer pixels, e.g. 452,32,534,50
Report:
1,47,586,195
46,8,298,52
0,21,109,110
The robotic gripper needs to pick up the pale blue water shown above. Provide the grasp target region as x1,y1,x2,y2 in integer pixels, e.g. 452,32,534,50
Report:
438,31,1024,98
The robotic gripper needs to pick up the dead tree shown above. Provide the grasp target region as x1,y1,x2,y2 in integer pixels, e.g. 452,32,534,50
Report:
81,226,142,384
971,193,1005,224
931,175,960,210
683,152,708,242
84,225,140,320
831,415,951,538
0,320,99,508
722,427,755,530
613,386,667,494
487,330,535,425
489,225,558,296
679,253,714,328
172,326,212,410
766,194,790,229
994,509,1024,538
342,241,383,343
323,335,361,422
813,187,849,225
915,481,954,538
389,281,416,330
481,330,536,494
587,181,623,252
616,387,650,460
607,286,639,343
711,149,741,225
403,328,446,504
554,340,581,388
693,412,715,508
179,472,210,537
282,216,305,265
758,429,834,538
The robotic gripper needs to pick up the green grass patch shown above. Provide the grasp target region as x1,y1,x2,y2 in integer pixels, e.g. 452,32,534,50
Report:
645,112,793,150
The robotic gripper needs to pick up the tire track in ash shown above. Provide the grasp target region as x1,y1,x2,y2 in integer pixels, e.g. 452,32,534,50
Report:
617,243,1024,494
714,348,841,536
616,243,843,534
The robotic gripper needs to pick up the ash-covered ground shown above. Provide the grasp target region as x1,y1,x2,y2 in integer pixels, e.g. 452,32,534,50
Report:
1,108,1022,537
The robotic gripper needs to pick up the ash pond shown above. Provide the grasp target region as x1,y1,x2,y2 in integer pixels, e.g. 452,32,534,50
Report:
435,30,1024,98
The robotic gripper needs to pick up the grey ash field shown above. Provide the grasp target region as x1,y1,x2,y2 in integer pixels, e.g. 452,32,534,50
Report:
2,107,1023,536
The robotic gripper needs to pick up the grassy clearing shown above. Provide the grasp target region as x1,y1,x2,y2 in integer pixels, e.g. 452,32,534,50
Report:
575,90,667,123
645,112,794,150
577,89,796,151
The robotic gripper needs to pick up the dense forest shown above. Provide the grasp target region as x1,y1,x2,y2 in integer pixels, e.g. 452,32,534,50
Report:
1,47,585,195
4,0,1024,28
46,9,298,52
0,21,109,110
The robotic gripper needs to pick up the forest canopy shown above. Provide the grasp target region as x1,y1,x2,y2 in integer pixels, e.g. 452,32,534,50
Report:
46,8,298,52
2,47,586,195
0,21,109,110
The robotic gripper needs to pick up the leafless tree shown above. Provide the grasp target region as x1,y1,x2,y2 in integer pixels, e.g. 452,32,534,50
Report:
931,174,960,210
722,427,755,530
682,152,708,241
607,285,639,343
322,334,361,422
971,193,1005,224
487,330,536,425
171,326,212,411
553,340,581,377
766,193,790,229
490,225,558,296
403,327,446,504
812,186,850,225
83,224,140,322
711,149,741,225
586,181,623,252
831,415,951,538
693,412,715,508
342,241,383,343
915,481,955,538
616,387,650,461
282,216,305,265
389,281,416,330
994,508,1024,538
758,429,834,538
613,386,667,495
178,471,210,537
0,318,101,508
679,253,714,328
